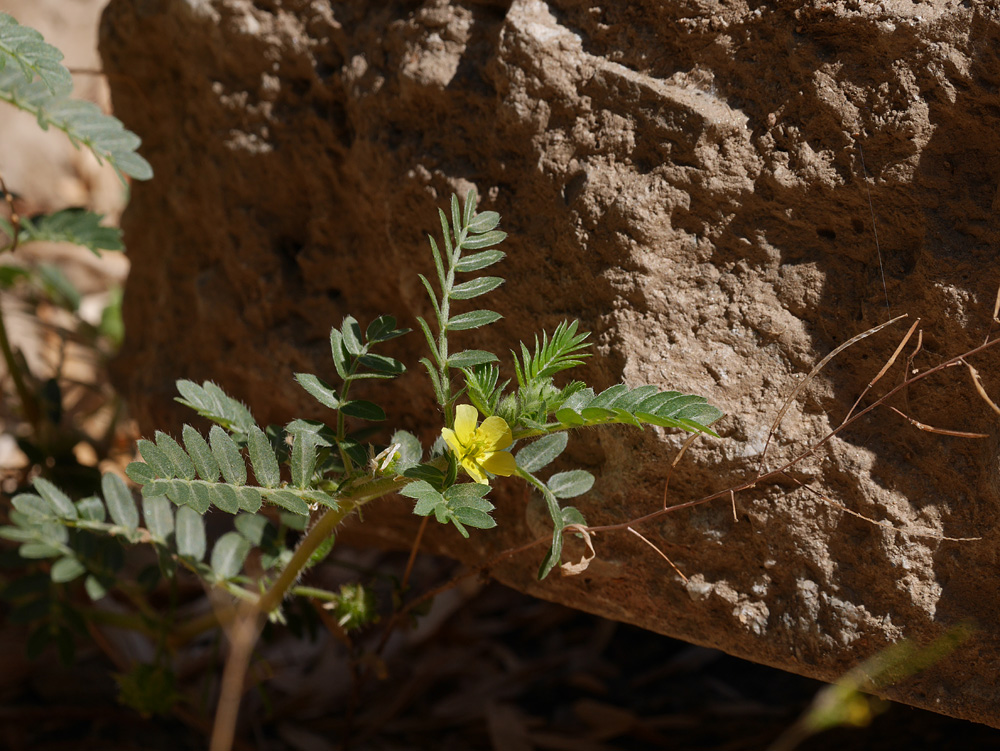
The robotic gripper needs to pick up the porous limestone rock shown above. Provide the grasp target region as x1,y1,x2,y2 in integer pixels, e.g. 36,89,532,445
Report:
100,0,1000,726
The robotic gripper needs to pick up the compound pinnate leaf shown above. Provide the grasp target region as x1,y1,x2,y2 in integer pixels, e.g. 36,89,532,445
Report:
211,532,250,580
175,380,256,435
209,426,246,486
175,505,206,561
449,276,504,300
0,13,73,96
17,209,123,255
516,432,569,473
102,473,138,531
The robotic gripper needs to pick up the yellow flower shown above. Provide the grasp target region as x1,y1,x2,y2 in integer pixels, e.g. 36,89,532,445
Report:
442,404,517,485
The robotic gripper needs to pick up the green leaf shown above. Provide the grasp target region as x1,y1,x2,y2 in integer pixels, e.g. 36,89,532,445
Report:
84,575,107,601
16,209,122,255
209,426,246,486
390,430,423,470
357,353,406,375
234,513,269,546
11,493,53,521
329,328,350,380
0,13,73,95
466,211,501,234
103,473,138,531
400,480,445,516
237,487,263,513
155,432,197,481
137,439,176,480
295,372,340,410
447,309,502,331
175,506,206,561
402,464,447,491
50,556,85,584
339,400,385,421
555,408,585,426
182,425,220,482
450,276,504,300
247,425,280,488
366,314,410,343
454,249,505,272
341,316,363,356
515,320,591,387
448,349,499,369
76,496,106,523
589,384,628,409
211,532,250,580
462,189,477,228
547,470,595,499
125,460,156,486
516,432,568,473
210,484,241,515
262,489,310,516
286,419,332,488
142,496,174,543
35,479,77,519
461,229,507,250
20,542,62,559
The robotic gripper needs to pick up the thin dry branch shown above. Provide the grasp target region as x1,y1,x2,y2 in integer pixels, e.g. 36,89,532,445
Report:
842,318,919,425
964,360,1000,418
757,314,908,478
887,405,988,438
628,526,688,582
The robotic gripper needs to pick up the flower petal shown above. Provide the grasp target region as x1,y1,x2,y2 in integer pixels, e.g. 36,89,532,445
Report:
460,457,489,484
441,428,463,457
480,450,516,477
453,404,478,444
477,416,512,451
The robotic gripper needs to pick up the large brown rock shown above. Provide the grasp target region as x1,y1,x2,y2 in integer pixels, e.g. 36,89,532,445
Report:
101,0,1000,726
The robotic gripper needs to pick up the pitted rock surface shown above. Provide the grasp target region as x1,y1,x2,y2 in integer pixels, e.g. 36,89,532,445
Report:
101,0,1000,726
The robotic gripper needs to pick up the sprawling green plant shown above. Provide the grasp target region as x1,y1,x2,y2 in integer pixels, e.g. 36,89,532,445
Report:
1,191,722,673
0,8,724,734
0,12,152,491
